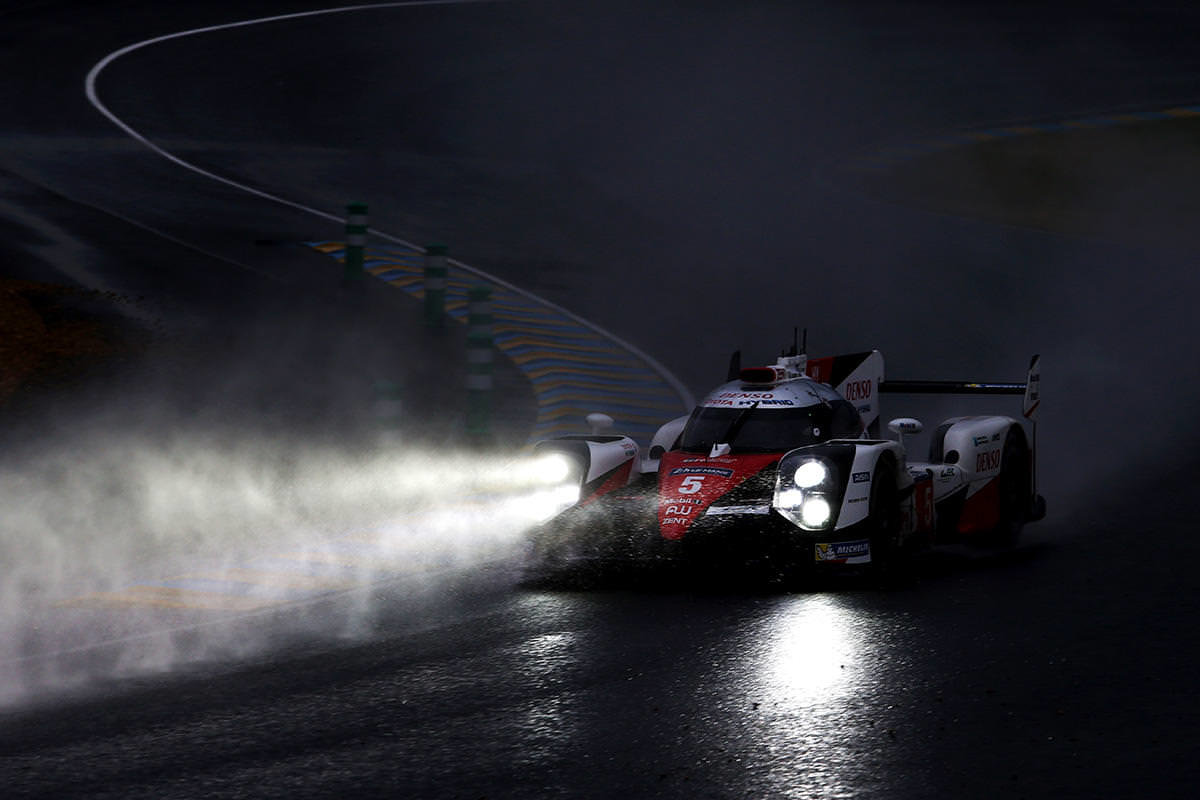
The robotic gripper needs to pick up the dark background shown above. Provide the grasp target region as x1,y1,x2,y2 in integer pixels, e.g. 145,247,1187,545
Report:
2,1,1200,797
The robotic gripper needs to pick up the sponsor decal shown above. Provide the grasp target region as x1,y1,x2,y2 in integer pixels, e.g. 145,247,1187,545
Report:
1025,370,1040,406
915,480,934,532
718,391,778,399
976,449,1001,472
657,451,781,540
852,471,871,483
669,466,734,478
856,404,872,414
707,392,796,408
846,496,867,504
814,539,872,564
844,380,872,402
940,467,956,478
705,504,771,516
973,435,989,446
991,432,1002,442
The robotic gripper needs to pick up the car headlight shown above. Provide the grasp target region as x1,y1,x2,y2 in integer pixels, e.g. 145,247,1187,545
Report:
773,454,839,530
533,453,573,484
793,459,829,489
515,483,582,522
799,497,831,528
776,488,806,509
516,452,582,521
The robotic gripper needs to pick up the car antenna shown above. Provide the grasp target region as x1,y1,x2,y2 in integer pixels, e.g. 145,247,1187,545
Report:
785,327,807,357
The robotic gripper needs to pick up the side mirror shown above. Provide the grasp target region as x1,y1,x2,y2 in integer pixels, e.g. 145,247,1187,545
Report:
887,418,923,435
586,413,614,434
887,417,923,447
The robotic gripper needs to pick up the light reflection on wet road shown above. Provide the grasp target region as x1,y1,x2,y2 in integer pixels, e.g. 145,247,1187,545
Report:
3,494,1200,799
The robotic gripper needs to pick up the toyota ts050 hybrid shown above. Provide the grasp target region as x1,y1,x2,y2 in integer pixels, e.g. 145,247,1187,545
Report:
523,346,1045,580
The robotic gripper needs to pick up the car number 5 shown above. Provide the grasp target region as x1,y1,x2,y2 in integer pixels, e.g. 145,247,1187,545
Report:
679,475,705,494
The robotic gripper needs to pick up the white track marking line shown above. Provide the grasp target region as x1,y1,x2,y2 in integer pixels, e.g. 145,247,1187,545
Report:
83,0,694,410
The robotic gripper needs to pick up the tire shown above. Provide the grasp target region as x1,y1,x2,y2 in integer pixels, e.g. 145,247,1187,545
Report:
990,427,1030,547
868,458,903,574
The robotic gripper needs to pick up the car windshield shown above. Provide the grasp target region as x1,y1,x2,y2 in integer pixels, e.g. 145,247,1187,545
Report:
679,405,830,453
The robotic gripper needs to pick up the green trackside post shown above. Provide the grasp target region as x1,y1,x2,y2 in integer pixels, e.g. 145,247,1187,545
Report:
343,202,368,285
424,244,448,327
465,284,493,442
373,378,404,444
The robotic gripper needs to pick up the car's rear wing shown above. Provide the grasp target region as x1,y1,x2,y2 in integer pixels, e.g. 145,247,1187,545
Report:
880,355,1041,420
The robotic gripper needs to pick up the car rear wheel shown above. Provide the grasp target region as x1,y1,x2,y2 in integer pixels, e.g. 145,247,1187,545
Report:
868,458,903,574
990,427,1030,547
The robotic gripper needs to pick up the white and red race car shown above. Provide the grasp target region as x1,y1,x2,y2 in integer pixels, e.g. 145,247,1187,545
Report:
524,347,1044,579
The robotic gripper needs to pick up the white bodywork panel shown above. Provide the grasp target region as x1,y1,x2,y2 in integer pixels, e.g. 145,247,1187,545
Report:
832,440,907,530
584,437,640,484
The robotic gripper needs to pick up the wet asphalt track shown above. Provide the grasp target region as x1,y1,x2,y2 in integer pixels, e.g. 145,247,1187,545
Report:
4,1,1200,797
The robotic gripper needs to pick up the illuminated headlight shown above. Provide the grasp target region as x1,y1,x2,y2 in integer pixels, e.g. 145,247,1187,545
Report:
514,451,581,521
774,454,838,530
799,497,831,528
533,453,572,484
777,488,806,509
515,483,582,521
793,459,829,489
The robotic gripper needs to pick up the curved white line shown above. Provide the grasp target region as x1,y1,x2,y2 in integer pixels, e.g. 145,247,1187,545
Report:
84,1,696,411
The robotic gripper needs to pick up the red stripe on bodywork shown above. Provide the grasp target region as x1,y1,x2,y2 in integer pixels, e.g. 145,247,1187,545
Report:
957,478,999,534
579,459,634,507
657,451,780,540
805,357,833,384
914,478,934,536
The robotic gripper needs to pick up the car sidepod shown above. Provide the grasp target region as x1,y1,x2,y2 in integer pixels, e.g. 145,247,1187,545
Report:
918,415,1033,544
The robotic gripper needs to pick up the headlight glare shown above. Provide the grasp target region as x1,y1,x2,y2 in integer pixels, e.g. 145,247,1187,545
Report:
777,488,805,509
799,497,832,528
774,453,839,529
793,459,828,489
534,453,572,484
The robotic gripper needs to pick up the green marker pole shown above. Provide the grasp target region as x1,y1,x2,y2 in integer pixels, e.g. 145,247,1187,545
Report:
424,244,448,327
344,202,368,285
373,378,404,444
465,285,493,442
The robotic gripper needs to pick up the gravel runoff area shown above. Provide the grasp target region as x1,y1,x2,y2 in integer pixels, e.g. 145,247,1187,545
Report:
0,278,147,405
850,114,1200,249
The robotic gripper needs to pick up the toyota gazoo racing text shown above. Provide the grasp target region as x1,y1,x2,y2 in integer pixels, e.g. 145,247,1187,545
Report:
523,347,1045,580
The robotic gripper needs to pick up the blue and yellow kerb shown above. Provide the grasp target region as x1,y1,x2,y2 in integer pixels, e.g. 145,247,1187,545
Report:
310,241,685,444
